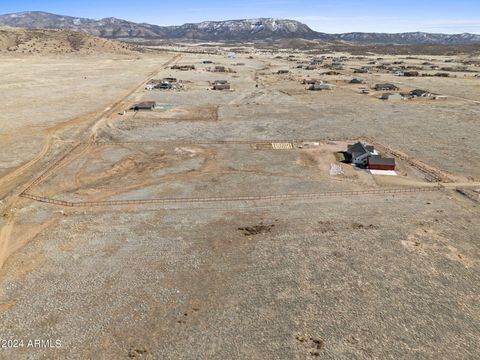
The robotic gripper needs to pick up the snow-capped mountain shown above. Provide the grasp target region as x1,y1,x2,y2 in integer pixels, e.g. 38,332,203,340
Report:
1,11,480,44
335,31,480,45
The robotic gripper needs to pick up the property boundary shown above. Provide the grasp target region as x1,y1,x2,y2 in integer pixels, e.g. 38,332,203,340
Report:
362,137,453,183
89,137,453,182
20,142,84,194
18,136,452,209
21,186,442,208
89,139,319,146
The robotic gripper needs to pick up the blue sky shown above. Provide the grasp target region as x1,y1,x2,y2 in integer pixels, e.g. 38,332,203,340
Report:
1,0,479,33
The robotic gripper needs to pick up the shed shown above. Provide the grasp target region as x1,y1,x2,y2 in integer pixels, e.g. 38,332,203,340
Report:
212,80,231,90
130,101,156,111
213,83,231,90
380,93,403,101
213,66,227,73
368,156,396,170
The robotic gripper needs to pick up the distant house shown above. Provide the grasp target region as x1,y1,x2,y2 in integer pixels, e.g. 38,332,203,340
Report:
154,82,175,90
146,77,179,91
130,101,156,111
410,89,431,97
350,78,364,84
277,70,290,74
367,155,396,170
374,83,399,91
213,66,227,72
212,80,231,90
171,64,195,71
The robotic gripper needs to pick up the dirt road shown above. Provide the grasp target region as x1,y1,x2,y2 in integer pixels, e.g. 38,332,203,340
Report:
0,53,182,272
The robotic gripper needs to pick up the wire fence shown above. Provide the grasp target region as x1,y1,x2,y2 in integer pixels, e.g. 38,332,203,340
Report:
362,137,452,183
19,136,449,209
21,186,442,208
20,142,84,194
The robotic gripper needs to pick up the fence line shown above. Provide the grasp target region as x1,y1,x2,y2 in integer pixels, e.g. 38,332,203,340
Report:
89,139,326,146
21,186,442,208
20,142,85,194
362,137,451,183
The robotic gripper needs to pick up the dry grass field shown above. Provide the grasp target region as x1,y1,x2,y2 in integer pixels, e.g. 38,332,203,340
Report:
0,40,479,359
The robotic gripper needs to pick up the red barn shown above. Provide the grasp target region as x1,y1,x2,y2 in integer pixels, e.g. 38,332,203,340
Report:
368,155,396,171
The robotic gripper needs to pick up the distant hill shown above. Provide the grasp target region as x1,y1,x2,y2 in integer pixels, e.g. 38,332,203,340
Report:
0,26,138,55
1,11,480,45
0,12,321,41
334,32,480,45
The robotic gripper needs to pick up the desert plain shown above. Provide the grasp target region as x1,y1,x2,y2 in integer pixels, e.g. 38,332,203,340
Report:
0,32,479,359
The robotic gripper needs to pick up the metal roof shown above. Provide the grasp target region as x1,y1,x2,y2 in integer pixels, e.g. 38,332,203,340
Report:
368,155,395,166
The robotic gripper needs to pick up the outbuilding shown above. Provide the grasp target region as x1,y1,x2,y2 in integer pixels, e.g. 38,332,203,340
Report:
380,93,403,101
410,89,431,97
374,83,399,91
130,101,156,111
155,82,175,90
212,66,227,73
306,82,334,91
350,78,364,84
212,80,231,90
367,155,396,170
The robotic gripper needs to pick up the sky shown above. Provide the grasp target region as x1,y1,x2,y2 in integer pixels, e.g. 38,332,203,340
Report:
0,0,479,34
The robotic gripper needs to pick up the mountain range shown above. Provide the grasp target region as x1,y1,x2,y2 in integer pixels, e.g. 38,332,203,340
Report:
1,11,480,45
